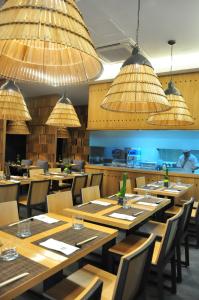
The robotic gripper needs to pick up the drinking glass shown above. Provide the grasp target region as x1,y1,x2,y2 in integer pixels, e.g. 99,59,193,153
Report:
23,173,28,179
17,220,31,238
72,216,84,230
0,242,18,261
122,197,131,209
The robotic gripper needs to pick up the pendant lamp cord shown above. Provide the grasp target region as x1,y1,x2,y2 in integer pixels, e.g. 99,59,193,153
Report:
170,43,173,81
136,0,141,46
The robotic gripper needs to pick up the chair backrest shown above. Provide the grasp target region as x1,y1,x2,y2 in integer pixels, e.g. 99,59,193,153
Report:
71,160,85,172
135,177,146,188
0,170,4,177
180,197,194,234
21,159,32,166
0,183,20,203
158,209,183,263
28,180,50,206
119,178,132,194
36,160,49,171
90,173,103,191
47,191,73,214
76,277,103,300
72,175,88,198
112,234,155,300
81,186,100,204
0,201,19,226
29,168,44,177
192,201,199,224
49,168,61,173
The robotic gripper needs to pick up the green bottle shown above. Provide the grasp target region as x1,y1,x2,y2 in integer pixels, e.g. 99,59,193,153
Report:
163,167,169,187
117,173,127,204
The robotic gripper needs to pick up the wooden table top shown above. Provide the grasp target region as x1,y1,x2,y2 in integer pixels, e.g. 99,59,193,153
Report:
134,181,192,198
63,196,171,230
0,213,117,300
0,172,86,186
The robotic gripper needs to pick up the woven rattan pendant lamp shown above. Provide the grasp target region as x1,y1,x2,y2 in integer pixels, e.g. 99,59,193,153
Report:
46,94,81,128
101,0,170,113
147,41,194,126
0,0,102,86
57,128,70,139
0,81,31,121
7,121,30,135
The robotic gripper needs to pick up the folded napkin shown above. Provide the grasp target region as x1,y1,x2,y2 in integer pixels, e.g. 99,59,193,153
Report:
133,195,144,201
137,201,158,207
10,179,20,183
34,215,59,224
108,213,136,221
164,189,179,193
172,185,187,190
40,238,79,256
90,200,111,206
125,193,135,198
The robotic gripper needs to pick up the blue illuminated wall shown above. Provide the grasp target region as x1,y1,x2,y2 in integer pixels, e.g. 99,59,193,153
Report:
89,130,199,162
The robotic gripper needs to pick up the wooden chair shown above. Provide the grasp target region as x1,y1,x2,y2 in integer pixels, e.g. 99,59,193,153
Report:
90,173,103,191
135,176,146,188
138,197,194,282
119,178,132,194
47,191,73,214
36,159,49,171
0,170,4,177
4,162,11,178
44,234,155,300
21,159,32,166
0,201,19,226
81,186,100,204
71,175,88,205
44,276,103,300
18,180,50,217
0,182,20,203
109,209,183,300
188,201,199,248
29,168,44,177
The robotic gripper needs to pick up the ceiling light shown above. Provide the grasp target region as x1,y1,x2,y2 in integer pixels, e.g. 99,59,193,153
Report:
7,121,30,135
0,80,31,121
0,0,102,86
46,94,81,128
100,0,170,113
147,40,194,126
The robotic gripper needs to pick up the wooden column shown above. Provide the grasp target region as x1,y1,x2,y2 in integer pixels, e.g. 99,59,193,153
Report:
0,120,6,170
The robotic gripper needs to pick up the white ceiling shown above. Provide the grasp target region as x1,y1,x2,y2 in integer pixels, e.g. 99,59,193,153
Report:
1,0,199,104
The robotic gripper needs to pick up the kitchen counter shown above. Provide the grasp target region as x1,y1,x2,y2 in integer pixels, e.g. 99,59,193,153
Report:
85,164,198,199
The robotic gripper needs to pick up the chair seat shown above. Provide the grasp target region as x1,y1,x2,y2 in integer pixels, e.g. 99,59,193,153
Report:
138,220,166,238
109,234,147,256
191,208,197,219
165,206,181,215
18,195,28,206
44,264,116,300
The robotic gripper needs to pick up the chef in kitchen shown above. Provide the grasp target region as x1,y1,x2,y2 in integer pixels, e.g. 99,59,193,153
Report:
177,149,199,173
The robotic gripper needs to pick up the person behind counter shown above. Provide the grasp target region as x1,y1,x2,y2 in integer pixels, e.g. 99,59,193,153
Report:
177,149,198,173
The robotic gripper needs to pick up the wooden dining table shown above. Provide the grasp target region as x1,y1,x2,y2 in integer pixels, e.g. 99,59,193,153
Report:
62,195,171,231
0,213,118,300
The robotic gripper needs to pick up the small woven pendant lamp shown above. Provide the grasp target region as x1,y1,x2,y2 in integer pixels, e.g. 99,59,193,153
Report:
7,121,30,135
101,0,170,113
0,0,102,86
57,128,70,139
0,81,31,121
46,94,81,128
147,41,194,125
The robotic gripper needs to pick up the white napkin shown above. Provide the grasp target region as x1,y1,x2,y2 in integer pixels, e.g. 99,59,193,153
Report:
172,185,187,189
133,195,144,201
10,179,20,183
40,238,79,256
34,215,59,224
125,193,135,198
164,189,179,193
90,200,111,206
137,201,158,207
147,184,160,188
109,213,136,221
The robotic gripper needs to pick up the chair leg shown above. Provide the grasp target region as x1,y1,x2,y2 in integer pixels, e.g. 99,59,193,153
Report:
171,256,177,294
176,245,182,283
27,207,32,218
157,269,164,300
184,235,190,267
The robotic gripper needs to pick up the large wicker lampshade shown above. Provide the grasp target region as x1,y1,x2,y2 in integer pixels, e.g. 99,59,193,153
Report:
101,0,170,113
147,40,194,126
7,121,30,135
46,95,81,128
0,81,31,121
57,128,70,139
147,81,194,125
0,0,102,86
